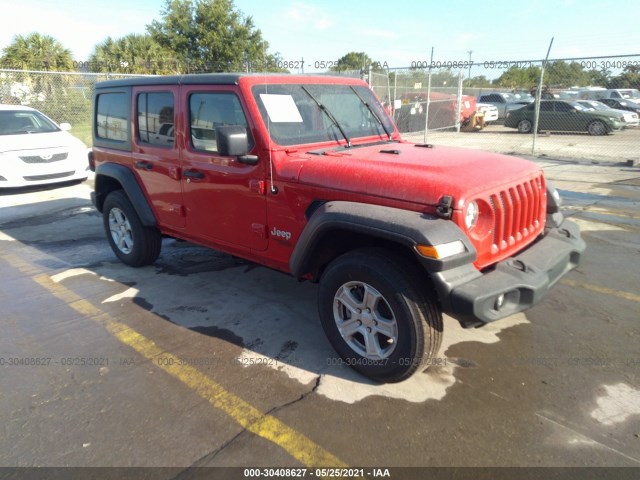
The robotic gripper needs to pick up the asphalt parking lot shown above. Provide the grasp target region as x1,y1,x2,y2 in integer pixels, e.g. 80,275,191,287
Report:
405,124,640,163
1,152,640,478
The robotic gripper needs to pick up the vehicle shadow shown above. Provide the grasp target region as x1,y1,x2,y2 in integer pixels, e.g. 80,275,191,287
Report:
0,178,87,196
0,192,382,386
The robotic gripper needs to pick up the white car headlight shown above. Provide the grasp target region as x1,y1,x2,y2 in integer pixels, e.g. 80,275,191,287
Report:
465,201,479,230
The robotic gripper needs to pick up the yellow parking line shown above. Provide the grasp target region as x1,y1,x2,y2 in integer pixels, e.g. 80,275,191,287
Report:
561,279,640,303
3,253,347,468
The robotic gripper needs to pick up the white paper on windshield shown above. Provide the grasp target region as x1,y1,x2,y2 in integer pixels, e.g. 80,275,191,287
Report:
259,94,303,123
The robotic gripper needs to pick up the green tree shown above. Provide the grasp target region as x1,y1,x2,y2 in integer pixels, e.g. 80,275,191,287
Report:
147,0,285,72
468,75,492,88
585,68,610,87
329,52,388,73
608,64,640,89
89,34,178,74
0,33,73,71
0,33,75,102
494,65,541,89
545,60,591,87
331,52,372,72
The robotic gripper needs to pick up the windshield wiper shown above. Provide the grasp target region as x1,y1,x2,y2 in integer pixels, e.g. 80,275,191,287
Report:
300,86,351,148
349,86,392,141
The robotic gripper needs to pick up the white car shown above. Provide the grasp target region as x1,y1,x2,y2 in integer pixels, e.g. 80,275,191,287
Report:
476,103,499,123
0,105,89,188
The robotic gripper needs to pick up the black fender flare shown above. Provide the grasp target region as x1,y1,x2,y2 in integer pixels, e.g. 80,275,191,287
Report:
289,201,476,279
93,163,157,227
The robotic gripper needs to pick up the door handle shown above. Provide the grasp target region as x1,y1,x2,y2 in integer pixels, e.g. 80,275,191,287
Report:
183,170,205,180
135,161,153,170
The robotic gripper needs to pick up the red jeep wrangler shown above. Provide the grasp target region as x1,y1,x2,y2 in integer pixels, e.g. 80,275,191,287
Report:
90,74,584,383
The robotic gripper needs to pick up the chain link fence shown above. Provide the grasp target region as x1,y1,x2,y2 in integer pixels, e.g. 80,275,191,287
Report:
0,70,149,146
2,55,639,162
363,55,640,162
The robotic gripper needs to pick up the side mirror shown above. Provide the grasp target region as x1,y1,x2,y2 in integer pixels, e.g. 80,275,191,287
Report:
59,122,72,131
216,125,249,156
215,125,258,165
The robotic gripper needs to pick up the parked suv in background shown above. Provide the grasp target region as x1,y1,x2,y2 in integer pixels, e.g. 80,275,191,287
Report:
476,92,532,120
576,88,640,104
90,74,584,383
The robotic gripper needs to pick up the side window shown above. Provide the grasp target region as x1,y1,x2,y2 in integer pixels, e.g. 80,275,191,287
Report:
611,91,621,98
137,92,174,146
555,102,572,112
540,102,553,112
189,93,253,153
96,93,128,141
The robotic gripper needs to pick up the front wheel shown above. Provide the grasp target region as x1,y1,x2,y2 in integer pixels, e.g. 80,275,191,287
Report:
587,120,607,136
318,249,442,383
517,119,533,133
102,190,161,267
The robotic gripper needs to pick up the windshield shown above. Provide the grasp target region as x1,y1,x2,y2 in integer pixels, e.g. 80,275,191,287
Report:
251,84,394,146
512,92,533,100
0,110,60,135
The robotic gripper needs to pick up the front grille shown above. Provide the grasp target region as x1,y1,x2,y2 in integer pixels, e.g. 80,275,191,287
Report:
23,171,75,181
489,174,545,252
19,152,68,164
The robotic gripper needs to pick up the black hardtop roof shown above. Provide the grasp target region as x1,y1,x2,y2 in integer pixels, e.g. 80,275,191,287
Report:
94,72,354,89
95,73,243,89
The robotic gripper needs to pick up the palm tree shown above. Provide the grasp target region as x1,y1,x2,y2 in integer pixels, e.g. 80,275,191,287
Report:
0,33,74,71
0,33,75,101
89,34,179,74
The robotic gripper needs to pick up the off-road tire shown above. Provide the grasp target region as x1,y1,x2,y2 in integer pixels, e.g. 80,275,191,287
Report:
318,248,443,383
102,190,161,267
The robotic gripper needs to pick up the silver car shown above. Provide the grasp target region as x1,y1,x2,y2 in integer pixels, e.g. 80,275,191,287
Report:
575,100,639,127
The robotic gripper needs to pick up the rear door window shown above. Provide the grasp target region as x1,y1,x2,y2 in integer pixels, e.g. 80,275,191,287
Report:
96,92,128,141
137,92,175,147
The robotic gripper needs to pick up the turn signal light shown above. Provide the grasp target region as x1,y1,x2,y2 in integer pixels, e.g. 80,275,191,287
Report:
416,241,466,259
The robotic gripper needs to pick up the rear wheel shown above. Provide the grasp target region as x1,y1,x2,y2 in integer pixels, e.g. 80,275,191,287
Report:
587,120,607,136
517,119,532,133
318,249,442,383
102,190,161,267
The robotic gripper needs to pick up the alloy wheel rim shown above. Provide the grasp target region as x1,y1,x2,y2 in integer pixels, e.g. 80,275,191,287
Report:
108,208,134,254
333,281,398,360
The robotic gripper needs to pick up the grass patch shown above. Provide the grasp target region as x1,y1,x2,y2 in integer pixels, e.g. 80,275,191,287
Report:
69,121,92,147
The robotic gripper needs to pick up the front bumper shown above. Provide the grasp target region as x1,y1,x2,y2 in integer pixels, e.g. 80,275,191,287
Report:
434,218,585,327
609,120,627,131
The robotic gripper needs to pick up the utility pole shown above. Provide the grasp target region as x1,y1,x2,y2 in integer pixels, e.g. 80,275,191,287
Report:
467,50,473,84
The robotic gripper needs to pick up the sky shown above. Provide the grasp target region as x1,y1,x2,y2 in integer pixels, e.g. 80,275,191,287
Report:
0,0,638,74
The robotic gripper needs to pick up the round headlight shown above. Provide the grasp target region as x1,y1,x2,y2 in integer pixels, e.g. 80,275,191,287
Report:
465,201,479,230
